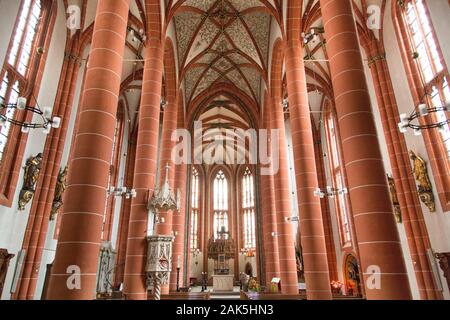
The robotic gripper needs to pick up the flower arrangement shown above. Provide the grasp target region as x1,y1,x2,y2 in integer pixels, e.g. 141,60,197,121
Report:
331,280,344,293
248,277,261,292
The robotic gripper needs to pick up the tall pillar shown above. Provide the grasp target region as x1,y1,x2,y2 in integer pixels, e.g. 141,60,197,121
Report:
260,93,280,285
319,0,411,299
362,39,441,299
15,37,81,300
113,134,137,288
285,42,332,300
169,164,187,292
269,95,299,295
122,42,164,300
313,124,338,282
46,0,131,300
155,97,178,295
170,99,187,292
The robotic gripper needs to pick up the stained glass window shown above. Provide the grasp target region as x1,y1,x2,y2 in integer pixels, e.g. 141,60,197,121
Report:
242,167,256,250
213,170,228,239
190,167,200,250
0,0,43,165
404,0,450,158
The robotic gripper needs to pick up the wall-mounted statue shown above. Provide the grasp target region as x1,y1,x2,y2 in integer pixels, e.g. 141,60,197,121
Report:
435,252,450,292
50,166,68,221
409,151,436,212
18,153,43,211
296,246,304,281
0,249,15,297
387,174,402,223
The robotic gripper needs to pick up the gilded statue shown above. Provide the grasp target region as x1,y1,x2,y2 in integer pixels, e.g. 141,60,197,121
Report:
409,151,436,212
50,166,68,220
18,153,43,211
296,246,305,281
387,174,402,223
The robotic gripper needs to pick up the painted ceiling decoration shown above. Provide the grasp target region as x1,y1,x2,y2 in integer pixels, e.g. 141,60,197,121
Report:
194,95,252,164
171,0,277,105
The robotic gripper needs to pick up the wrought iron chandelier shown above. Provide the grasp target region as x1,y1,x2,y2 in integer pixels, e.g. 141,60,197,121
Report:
398,98,450,135
314,186,348,199
0,95,61,134
127,26,147,43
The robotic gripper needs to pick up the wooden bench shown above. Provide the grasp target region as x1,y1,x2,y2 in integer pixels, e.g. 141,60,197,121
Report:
241,292,365,301
240,292,306,300
156,292,211,300
332,294,365,300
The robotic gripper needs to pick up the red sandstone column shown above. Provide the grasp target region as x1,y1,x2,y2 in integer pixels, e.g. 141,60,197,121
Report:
14,36,80,300
155,97,178,295
269,95,299,295
260,93,280,285
319,0,411,299
170,98,187,292
169,163,187,291
285,42,332,300
362,40,440,299
313,124,338,282
122,42,164,300
114,135,137,288
46,0,131,300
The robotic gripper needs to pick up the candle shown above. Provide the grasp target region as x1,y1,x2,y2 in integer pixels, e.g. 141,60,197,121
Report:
177,256,181,269
17,97,27,110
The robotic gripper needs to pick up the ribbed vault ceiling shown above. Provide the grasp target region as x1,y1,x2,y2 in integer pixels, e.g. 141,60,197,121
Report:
172,0,276,106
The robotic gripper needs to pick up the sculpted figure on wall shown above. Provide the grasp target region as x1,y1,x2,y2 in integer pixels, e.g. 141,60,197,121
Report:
50,166,68,220
18,153,43,211
387,174,402,223
435,252,450,292
409,151,436,212
0,249,14,297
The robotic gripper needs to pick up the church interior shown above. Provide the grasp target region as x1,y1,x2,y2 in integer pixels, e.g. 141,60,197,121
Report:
0,0,449,301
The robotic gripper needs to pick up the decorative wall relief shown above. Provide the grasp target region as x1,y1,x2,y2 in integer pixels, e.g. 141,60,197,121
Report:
295,246,304,281
50,166,68,221
18,153,43,211
96,242,115,298
409,151,436,212
435,252,450,291
0,249,15,297
387,174,402,223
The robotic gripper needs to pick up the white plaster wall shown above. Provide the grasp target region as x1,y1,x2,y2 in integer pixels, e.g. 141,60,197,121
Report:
0,1,20,66
0,0,67,300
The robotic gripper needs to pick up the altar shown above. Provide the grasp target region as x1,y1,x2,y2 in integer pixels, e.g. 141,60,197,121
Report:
212,275,234,292
207,227,236,293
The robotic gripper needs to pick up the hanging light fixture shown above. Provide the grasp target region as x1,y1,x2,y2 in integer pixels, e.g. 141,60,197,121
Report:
314,186,348,199
127,26,146,43
0,95,61,135
398,97,450,136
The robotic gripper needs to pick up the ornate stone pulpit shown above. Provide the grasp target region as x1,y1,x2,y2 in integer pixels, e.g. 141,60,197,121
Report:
146,164,178,300
146,235,174,300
